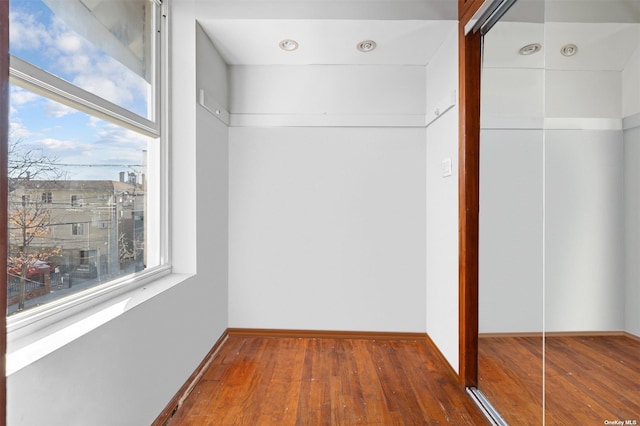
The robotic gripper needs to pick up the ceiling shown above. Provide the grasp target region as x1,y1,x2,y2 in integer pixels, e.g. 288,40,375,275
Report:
198,19,456,66
484,0,640,71
186,0,456,66
483,22,640,71
191,0,639,69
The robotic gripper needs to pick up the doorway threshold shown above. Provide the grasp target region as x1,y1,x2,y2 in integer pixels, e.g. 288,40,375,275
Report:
466,387,509,426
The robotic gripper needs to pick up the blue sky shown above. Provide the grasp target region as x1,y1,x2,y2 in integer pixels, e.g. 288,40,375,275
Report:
9,0,152,181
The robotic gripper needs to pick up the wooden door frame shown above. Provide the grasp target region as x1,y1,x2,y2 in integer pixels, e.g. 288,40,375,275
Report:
1,0,8,420
458,0,484,388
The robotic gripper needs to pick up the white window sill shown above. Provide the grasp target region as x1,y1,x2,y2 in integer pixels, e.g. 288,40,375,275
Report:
6,270,193,376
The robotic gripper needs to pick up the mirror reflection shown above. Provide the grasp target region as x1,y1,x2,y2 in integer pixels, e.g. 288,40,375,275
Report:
479,0,640,423
479,0,545,423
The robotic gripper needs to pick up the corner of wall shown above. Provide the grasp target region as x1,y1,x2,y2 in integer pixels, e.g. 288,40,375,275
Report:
425,24,460,373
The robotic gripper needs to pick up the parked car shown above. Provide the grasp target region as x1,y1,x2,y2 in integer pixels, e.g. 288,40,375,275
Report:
8,260,53,280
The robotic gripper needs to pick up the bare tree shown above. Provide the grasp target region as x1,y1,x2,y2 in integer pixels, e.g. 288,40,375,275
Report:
118,232,133,265
7,136,62,310
8,137,62,187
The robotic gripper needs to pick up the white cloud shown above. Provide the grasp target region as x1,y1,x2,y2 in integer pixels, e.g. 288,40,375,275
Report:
73,72,134,107
55,32,83,54
9,10,52,51
12,5,149,111
11,86,39,106
43,100,77,118
9,121,36,139
64,54,91,74
39,138,77,151
10,1,153,179
94,120,151,147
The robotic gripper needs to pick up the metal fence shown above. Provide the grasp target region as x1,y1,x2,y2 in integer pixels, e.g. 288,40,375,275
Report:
7,273,46,297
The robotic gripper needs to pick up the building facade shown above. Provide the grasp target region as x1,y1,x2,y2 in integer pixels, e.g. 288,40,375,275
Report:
7,177,144,291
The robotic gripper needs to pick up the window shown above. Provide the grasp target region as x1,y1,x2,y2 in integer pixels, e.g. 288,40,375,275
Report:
71,223,85,236
70,195,84,207
7,0,166,317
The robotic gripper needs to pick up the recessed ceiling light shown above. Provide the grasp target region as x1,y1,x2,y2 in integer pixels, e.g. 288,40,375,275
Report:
519,43,542,55
279,39,298,51
560,44,578,57
357,40,376,53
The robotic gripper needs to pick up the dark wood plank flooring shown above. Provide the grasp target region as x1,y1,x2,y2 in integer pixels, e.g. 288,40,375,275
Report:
170,336,489,425
478,335,543,424
479,335,640,425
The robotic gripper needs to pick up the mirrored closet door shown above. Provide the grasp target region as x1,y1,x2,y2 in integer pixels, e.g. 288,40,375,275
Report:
478,0,545,423
477,0,640,423
542,0,640,422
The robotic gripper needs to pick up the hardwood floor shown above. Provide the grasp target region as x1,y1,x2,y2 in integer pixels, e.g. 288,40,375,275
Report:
478,335,543,424
479,334,640,425
169,336,489,425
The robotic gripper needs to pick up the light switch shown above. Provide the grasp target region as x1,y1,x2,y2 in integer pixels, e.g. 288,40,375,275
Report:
441,158,452,177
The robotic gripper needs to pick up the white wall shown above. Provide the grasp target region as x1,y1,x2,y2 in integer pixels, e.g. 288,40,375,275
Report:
545,130,624,332
480,54,545,334
425,25,459,370
228,127,427,332
543,68,625,332
479,64,626,333
622,42,640,118
479,52,545,333
479,129,543,333
226,37,429,332
230,65,425,116
481,68,544,129
197,23,229,111
625,125,640,337
228,64,426,127
7,6,230,425
545,70,621,119
624,38,640,337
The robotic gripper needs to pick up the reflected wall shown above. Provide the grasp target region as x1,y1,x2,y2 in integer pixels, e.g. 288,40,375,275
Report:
480,0,640,333
478,0,640,422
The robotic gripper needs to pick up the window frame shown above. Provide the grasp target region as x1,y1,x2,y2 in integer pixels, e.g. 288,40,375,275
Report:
0,0,8,415
6,0,171,343
70,194,84,208
71,223,84,236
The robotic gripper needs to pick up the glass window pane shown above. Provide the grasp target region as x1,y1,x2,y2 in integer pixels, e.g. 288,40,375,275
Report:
9,0,153,119
7,84,156,315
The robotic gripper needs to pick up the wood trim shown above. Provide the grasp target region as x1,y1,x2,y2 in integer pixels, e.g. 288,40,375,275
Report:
459,0,487,23
479,332,543,339
227,328,427,341
545,330,634,338
1,1,9,423
424,333,460,381
545,331,623,337
624,331,640,343
151,331,229,426
480,331,640,341
458,6,483,388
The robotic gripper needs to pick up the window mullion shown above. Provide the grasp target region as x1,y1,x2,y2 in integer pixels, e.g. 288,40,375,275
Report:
9,55,159,138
